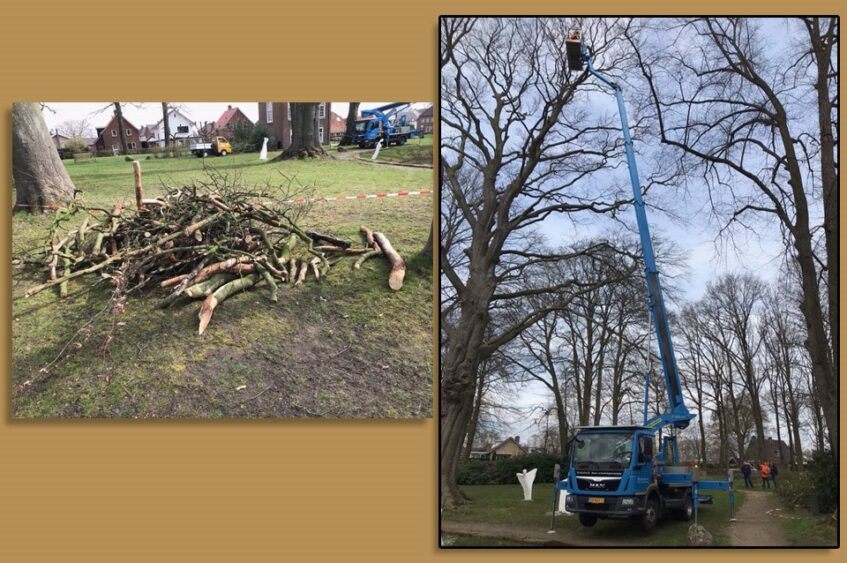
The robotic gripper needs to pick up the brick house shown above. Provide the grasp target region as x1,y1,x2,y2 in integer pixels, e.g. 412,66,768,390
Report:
93,115,141,154
742,437,791,464
215,105,254,141
257,102,332,149
417,106,433,134
329,110,346,141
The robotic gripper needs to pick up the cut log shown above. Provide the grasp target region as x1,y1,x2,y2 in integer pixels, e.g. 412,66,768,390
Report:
353,249,382,271
309,257,321,281
295,260,308,285
133,160,144,210
185,273,235,298
359,225,380,251
373,232,406,291
315,245,369,255
307,230,351,248
198,273,260,335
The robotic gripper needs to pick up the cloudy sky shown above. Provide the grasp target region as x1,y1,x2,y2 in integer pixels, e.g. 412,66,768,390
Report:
42,102,430,134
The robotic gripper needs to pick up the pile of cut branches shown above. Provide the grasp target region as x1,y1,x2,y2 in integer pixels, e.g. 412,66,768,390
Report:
25,173,406,334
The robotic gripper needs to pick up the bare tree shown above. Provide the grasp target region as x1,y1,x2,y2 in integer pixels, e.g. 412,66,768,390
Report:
802,18,838,378
161,103,172,148
113,102,128,155
12,103,77,212
340,102,360,146
56,118,93,141
629,17,837,449
439,17,641,508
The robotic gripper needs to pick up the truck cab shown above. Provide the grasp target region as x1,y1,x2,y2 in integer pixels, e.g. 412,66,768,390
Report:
561,425,694,530
353,119,382,147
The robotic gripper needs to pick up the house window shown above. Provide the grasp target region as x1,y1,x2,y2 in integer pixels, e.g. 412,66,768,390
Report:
287,103,291,120
128,142,137,150
126,128,132,136
111,129,117,137
112,143,119,150
318,103,325,118
266,103,273,123
177,125,189,134
319,126,324,142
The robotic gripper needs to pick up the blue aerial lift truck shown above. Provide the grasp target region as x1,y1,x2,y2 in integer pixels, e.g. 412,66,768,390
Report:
351,102,417,148
551,29,734,532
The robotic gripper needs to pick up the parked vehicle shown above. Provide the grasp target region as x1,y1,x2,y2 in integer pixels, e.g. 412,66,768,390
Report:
190,137,232,157
352,103,414,148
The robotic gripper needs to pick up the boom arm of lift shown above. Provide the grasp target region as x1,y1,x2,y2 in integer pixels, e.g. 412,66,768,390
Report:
361,102,411,123
569,37,693,432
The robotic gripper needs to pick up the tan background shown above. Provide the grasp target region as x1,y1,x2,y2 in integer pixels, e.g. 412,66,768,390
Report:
0,1,843,561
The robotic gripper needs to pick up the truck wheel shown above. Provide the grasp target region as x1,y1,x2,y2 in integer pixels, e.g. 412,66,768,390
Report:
358,143,365,149
578,513,598,528
221,150,227,157
202,151,209,158
641,497,659,531
675,493,694,521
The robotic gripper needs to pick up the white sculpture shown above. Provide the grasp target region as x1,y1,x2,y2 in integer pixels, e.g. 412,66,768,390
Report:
557,489,574,515
516,468,537,501
371,139,383,160
259,137,269,161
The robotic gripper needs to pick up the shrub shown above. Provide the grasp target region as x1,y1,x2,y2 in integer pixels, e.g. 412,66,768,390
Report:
458,453,564,485
777,450,837,514
247,123,275,153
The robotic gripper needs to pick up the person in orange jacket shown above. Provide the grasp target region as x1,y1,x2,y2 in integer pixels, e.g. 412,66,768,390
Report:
760,460,771,489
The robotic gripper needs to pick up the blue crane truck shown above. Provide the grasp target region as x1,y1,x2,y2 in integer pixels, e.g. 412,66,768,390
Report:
352,102,416,148
552,30,733,532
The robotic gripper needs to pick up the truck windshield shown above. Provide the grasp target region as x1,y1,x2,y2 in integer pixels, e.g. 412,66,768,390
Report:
354,120,370,132
571,432,633,470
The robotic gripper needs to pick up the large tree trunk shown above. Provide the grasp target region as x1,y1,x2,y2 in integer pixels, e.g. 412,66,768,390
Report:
422,224,433,259
806,18,838,390
161,102,171,148
553,385,569,457
275,103,326,160
340,102,360,145
114,102,128,155
462,369,486,461
12,103,76,213
441,277,493,509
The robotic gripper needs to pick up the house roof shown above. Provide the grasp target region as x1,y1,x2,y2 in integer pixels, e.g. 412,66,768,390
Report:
418,106,433,119
215,106,250,130
490,437,528,455
93,114,140,145
139,125,158,141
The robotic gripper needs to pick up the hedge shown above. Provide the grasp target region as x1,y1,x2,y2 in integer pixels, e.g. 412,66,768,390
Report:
457,453,565,485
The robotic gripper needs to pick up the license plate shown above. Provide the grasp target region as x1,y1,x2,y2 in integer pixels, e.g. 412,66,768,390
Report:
587,497,605,504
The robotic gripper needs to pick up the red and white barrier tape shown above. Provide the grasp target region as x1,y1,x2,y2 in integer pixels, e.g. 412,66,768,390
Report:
283,188,432,204
14,189,432,214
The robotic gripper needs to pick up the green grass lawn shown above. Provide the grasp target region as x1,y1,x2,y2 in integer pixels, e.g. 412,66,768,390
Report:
779,508,838,546
12,152,433,419
443,483,743,547
359,134,433,165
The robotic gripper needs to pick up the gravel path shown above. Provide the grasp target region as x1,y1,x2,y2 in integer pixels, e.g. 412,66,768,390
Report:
727,490,789,546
